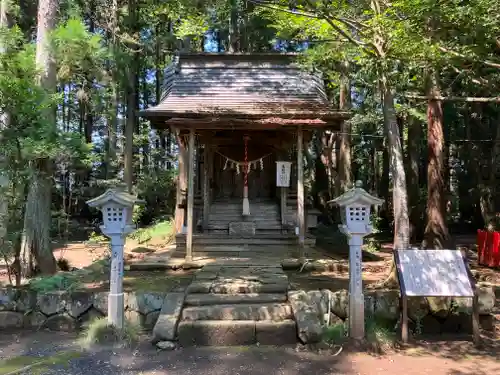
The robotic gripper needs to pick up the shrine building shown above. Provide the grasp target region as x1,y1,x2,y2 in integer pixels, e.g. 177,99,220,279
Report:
141,53,350,261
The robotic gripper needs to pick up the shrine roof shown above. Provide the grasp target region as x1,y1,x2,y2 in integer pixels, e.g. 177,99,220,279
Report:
140,53,350,128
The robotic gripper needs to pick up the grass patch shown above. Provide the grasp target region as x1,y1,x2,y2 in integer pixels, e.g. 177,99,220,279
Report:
0,351,82,375
79,317,140,349
322,323,347,344
128,219,174,244
28,273,82,292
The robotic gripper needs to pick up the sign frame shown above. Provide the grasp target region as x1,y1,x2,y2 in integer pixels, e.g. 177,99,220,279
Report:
394,249,480,345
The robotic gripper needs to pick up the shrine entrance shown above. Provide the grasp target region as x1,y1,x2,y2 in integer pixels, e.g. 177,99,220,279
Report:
213,141,276,200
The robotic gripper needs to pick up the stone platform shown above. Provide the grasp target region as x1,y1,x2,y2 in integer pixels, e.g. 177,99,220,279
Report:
153,260,299,346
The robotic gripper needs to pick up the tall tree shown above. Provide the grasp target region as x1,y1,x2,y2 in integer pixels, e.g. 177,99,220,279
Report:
21,0,59,276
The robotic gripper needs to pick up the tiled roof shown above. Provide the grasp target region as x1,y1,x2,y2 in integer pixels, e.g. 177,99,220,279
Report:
141,53,344,120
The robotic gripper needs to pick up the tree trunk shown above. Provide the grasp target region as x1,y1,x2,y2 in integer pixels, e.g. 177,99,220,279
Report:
380,73,410,250
21,0,59,276
422,73,450,249
337,63,352,194
123,0,137,193
0,0,11,255
406,116,422,243
228,0,239,53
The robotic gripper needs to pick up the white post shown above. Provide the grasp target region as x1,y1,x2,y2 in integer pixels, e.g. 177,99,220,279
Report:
186,128,195,261
297,126,305,257
348,235,364,339
109,235,125,328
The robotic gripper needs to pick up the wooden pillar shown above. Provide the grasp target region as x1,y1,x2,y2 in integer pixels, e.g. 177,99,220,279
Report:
174,129,187,234
297,126,306,257
202,145,210,230
186,128,195,261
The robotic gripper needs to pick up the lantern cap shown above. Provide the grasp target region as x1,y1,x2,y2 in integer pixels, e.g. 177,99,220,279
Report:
87,187,138,209
328,180,384,207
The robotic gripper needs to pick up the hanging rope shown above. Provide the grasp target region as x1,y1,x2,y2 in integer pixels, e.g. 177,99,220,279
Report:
244,136,249,188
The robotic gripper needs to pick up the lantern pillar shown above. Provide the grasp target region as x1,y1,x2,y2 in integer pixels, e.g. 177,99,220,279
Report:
109,234,125,328
186,128,195,261
87,187,138,329
329,181,384,340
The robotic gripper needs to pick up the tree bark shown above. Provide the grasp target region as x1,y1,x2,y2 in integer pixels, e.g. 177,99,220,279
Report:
0,0,11,256
21,0,59,276
228,0,239,53
406,115,422,243
123,0,138,193
422,72,450,249
380,73,410,250
337,62,352,194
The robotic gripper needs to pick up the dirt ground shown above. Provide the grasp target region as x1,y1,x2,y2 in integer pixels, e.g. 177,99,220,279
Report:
0,331,499,375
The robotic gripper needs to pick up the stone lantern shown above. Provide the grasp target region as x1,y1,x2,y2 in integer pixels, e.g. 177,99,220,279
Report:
87,185,138,328
329,181,384,339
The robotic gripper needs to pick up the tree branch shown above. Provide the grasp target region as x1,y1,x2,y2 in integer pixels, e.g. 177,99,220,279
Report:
405,94,500,102
438,46,500,69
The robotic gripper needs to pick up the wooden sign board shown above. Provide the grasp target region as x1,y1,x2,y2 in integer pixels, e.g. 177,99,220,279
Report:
396,249,474,297
394,249,479,345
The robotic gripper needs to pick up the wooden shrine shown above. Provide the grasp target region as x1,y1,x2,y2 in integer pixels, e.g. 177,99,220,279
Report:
141,53,350,260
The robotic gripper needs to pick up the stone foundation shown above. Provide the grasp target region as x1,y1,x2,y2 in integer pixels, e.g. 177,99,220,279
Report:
0,288,164,332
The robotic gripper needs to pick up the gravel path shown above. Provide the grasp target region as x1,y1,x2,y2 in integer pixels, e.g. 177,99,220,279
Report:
1,332,499,375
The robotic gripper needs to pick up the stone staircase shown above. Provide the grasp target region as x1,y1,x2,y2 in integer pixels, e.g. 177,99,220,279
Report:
175,262,298,346
206,198,282,234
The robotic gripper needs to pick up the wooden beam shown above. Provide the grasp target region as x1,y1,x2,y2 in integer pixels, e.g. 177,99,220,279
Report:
174,129,187,234
202,145,210,230
186,128,195,261
297,126,306,257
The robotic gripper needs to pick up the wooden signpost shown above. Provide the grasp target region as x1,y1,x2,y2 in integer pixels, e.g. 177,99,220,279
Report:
394,249,480,344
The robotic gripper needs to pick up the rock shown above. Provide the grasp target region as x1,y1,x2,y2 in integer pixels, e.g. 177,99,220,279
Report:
79,308,104,329
156,341,177,350
127,292,165,315
125,310,142,326
143,310,161,331
178,320,256,346
326,312,344,326
477,286,495,314
310,260,327,272
479,314,495,331
152,293,186,341
93,292,109,315
427,297,451,318
281,259,301,270
43,313,77,332
66,291,93,319
373,291,400,321
329,290,349,319
15,289,36,312
407,297,429,321
27,311,47,328
0,288,17,311
255,320,297,345
287,291,322,344
0,311,24,329
37,292,67,316
307,290,328,323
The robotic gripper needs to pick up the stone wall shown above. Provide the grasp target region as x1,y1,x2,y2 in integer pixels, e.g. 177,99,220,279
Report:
303,285,497,340
0,288,163,332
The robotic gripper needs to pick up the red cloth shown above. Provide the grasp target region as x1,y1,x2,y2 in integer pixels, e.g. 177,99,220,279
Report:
477,230,500,267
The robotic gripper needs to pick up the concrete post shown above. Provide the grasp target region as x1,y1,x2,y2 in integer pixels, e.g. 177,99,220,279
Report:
348,235,364,339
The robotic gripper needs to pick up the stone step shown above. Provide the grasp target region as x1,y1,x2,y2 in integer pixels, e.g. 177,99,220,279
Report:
177,319,297,346
186,280,289,294
175,234,315,247
184,293,287,306
181,303,293,321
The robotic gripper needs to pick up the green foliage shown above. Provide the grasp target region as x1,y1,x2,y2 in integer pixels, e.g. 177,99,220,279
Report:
28,273,81,292
322,322,347,344
365,315,397,351
128,219,174,244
